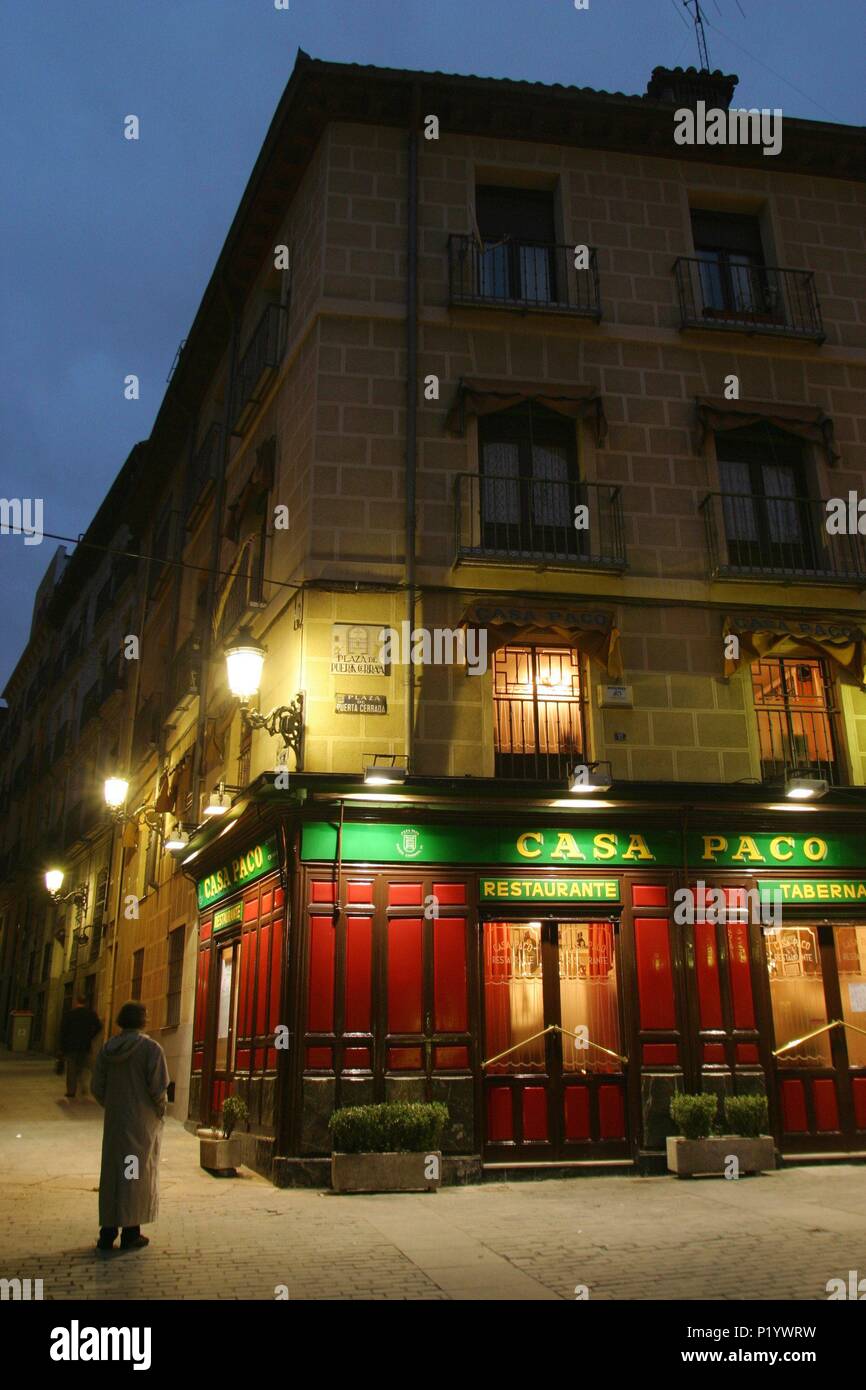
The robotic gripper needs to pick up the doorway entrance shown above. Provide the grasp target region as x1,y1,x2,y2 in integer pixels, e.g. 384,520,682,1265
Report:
482,918,630,1161
765,923,866,1152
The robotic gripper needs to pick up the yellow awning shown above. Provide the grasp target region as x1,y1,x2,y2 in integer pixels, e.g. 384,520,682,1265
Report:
724,612,866,685
461,601,623,678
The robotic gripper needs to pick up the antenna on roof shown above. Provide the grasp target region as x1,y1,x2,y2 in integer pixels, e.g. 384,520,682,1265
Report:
683,0,712,71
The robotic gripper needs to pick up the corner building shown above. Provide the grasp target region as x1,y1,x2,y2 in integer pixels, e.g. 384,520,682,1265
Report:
6,53,865,1182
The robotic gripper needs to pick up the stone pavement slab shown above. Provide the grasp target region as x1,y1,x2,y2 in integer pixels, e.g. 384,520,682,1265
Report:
1,1055,864,1301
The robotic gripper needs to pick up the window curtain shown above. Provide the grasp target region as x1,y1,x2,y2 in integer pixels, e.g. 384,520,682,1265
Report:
461,601,623,679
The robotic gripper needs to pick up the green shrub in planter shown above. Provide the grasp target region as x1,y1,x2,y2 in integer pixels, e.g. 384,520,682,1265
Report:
723,1094,768,1137
329,1102,448,1154
670,1092,718,1140
220,1095,249,1139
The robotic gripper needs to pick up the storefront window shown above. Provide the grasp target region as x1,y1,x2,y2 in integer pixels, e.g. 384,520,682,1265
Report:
484,922,545,1073
215,942,239,1072
764,926,831,1067
558,922,621,1074
836,926,866,1068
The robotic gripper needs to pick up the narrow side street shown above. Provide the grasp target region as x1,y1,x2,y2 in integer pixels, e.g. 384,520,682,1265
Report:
1,1056,864,1301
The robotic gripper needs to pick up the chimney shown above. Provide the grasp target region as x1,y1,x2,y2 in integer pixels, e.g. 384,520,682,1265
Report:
645,65,738,110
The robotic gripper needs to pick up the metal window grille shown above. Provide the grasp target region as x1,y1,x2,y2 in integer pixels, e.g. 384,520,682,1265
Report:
166,926,185,1028
751,658,839,784
493,645,586,781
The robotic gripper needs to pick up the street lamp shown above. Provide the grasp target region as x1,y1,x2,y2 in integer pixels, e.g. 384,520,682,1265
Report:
103,776,164,832
45,869,90,945
224,625,304,765
104,776,130,811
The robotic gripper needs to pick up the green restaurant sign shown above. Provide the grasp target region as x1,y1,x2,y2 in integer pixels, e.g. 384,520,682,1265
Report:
301,823,866,870
197,837,279,910
480,877,620,902
758,880,866,903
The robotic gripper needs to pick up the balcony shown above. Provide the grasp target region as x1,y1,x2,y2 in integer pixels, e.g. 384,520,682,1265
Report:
231,303,286,436
674,258,824,341
131,692,163,765
455,475,626,571
701,492,866,584
449,235,601,318
184,423,222,525
166,633,202,722
216,533,266,642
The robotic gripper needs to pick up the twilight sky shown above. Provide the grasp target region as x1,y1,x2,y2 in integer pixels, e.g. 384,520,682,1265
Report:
1,0,863,692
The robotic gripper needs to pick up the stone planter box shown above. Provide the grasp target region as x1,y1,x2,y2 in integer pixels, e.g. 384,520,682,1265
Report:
666,1134,776,1178
198,1129,242,1175
331,1151,442,1194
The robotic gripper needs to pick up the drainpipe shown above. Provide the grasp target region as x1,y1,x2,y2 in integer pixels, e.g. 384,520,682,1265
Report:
190,278,240,817
404,85,420,766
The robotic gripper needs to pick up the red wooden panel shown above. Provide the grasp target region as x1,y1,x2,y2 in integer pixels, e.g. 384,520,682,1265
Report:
305,1046,332,1069
343,1047,370,1069
522,1086,548,1140
703,1043,726,1063
852,1077,866,1130
632,884,667,908
736,1043,760,1063
564,1085,590,1140
237,930,254,1039
813,1079,840,1132
487,1087,513,1142
387,1047,422,1069
256,922,271,1035
265,1047,277,1070
344,916,372,1031
311,880,336,903
192,1048,204,1072
193,948,209,1044
434,917,467,1031
260,889,273,915
307,917,335,1032
387,918,423,1032
643,1043,678,1064
598,1084,626,1140
726,922,755,1028
268,918,282,1033
694,920,724,1029
388,882,424,907
346,880,373,904
434,1046,469,1069
780,1079,808,1133
274,886,285,908
634,918,676,1029
235,1048,251,1070
244,893,259,923
199,920,212,942
433,882,466,905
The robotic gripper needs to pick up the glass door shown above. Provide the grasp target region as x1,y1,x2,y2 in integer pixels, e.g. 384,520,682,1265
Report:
765,923,866,1151
482,919,629,1161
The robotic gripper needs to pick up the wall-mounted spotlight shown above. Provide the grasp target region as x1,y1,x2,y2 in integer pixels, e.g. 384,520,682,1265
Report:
224,626,304,766
568,761,613,795
784,774,829,801
363,754,409,787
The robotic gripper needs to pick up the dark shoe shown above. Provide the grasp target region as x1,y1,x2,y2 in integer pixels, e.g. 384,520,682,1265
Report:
96,1236,116,1251
120,1234,149,1251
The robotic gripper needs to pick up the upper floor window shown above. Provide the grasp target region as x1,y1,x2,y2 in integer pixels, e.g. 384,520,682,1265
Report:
493,644,586,781
751,657,839,785
475,185,558,304
479,402,580,560
716,425,816,574
691,209,767,317
166,926,185,1028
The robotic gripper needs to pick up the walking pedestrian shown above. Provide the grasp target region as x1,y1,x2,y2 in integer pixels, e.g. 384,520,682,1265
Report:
59,996,102,1098
90,1001,170,1253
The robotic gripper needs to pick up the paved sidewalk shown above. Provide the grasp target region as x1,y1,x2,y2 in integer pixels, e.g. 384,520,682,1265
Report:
1,1054,864,1300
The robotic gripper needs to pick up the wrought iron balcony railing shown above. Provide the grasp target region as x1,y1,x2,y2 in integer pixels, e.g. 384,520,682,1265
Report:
449,235,601,317
674,257,824,341
168,633,202,715
231,303,287,436
455,474,626,570
701,491,866,583
184,422,222,523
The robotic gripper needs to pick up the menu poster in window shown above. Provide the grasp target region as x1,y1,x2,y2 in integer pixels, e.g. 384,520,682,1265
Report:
848,983,866,1013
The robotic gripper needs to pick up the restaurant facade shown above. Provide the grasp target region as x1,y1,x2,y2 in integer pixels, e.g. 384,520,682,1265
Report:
185,781,866,1183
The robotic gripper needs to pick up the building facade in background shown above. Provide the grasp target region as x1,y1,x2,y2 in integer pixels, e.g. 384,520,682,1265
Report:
2,55,865,1180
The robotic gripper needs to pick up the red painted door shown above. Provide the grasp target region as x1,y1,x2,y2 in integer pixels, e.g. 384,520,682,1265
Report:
483,919,630,1161
766,923,866,1152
